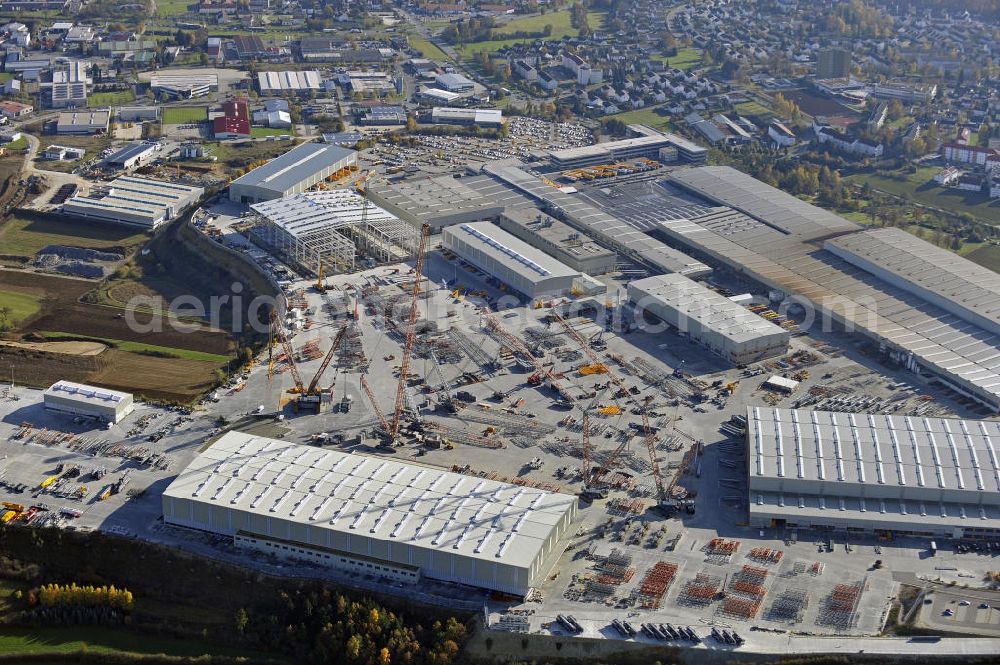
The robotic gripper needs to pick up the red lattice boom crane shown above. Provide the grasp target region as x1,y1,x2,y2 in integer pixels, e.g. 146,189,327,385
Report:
388,223,430,440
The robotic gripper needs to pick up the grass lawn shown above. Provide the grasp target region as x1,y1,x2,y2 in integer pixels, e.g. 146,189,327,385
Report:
607,107,675,132
40,332,232,363
0,290,41,325
408,34,450,61
734,100,772,118
653,46,702,71
154,0,193,15
4,136,28,150
0,215,149,258
848,166,1000,225
251,126,295,138
456,9,604,61
0,72,12,82
89,90,136,107
162,106,208,124
0,625,276,659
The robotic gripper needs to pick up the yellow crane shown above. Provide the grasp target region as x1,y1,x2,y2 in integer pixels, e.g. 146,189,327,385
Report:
315,260,326,293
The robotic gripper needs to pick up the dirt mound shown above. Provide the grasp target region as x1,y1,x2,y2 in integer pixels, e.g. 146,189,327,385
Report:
0,339,107,355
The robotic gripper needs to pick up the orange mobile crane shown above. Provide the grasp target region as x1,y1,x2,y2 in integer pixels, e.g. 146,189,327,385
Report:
270,311,349,411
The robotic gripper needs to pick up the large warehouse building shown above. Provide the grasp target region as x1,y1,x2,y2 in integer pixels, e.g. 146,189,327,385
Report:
442,221,579,299
367,175,505,231
229,142,357,204
163,432,577,595
497,207,616,276
747,407,1000,539
628,274,790,364
257,70,323,95
62,176,204,229
250,189,418,273
547,125,707,167
479,161,711,279
43,380,134,424
659,167,1000,410
825,227,1000,338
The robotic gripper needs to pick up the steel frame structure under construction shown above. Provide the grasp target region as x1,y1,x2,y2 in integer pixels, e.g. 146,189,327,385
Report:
250,189,419,274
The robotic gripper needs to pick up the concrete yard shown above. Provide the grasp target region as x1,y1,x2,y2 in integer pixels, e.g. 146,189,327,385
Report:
4,237,1000,653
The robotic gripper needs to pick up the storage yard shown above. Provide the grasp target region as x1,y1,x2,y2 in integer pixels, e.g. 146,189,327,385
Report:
2,124,1000,656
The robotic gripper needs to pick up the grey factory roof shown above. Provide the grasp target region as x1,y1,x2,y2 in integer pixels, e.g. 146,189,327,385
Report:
258,70,322,91
163,432,576,569
629,274,787,345
445,221,578,282
230,142,355,195
825,227,1000,333
105,141,156,164
500,207,615,262
368,175,505,226
66,175,202,221
748,407,1000,513
547,134,668,162
668,166,859,241
251,189,399,240
656,208,1000,407
479,161,710,277
44,380,131,406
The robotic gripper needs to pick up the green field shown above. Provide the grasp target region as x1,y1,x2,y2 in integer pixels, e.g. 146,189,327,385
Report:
154,0,193,16
653,46,702,71
607,107,675,132
456,9,604,60
0,290,41,325
0,625,274,659
848,166,1000,225
251,126,295,138
0,72,12,82
408,34,450,61
162,106,208,124
40,332,232,363
89,90,136,107
0,215,149,258
4,136,28,150
734,100,772,118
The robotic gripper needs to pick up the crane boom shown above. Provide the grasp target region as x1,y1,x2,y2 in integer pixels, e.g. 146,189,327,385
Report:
389,223,430,439
306,324,348,394
360,375,390,435
270,310,304,392
550,310,664,500
480,309,575,403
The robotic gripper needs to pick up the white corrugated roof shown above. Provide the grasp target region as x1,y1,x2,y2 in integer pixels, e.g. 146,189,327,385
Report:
44,380,131,405
163,432,576,569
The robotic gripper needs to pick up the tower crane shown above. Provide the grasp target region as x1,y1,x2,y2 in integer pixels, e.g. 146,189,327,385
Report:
387,222,431,441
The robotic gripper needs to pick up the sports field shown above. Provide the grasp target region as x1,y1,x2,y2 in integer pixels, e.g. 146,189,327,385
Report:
161,106,208,124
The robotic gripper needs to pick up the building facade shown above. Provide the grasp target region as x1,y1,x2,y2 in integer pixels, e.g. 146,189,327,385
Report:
229,142,357,204
747,407,1000,539
163,432,577,595
43,380,134,423
628,274,790,365
441,221,579,299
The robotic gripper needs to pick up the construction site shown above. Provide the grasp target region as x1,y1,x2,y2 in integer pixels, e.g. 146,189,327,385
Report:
3,139,1000,655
